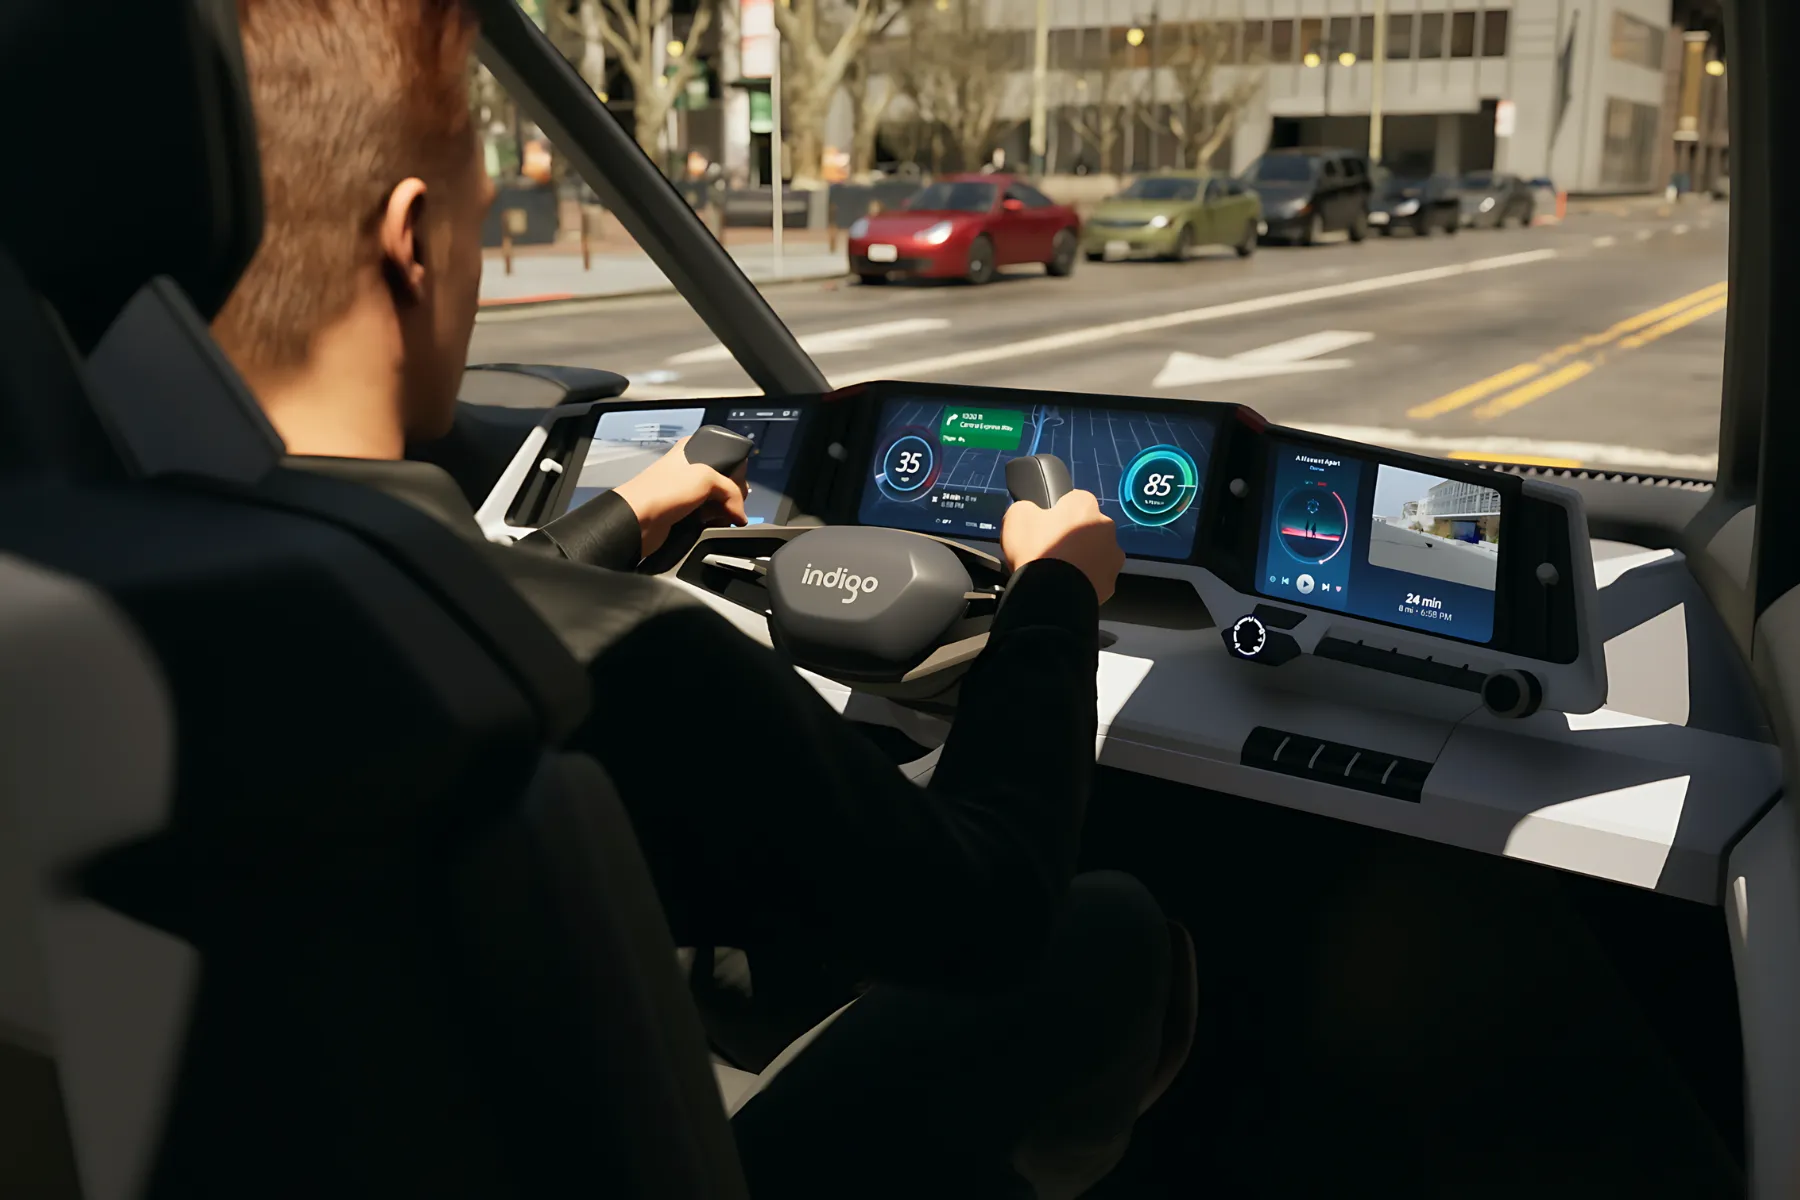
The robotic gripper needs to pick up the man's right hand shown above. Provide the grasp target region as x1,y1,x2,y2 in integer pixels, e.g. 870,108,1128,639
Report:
1000,490,1125,604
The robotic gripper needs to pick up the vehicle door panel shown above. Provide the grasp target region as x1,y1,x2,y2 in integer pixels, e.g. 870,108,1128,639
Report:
1004,183,1056,261
1234,183,1259,238
1319,158,1345,229
983,192,1026,264
1198,181,1226,245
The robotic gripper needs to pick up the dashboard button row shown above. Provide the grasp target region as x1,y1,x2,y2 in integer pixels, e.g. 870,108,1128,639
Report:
1240,726,1431,803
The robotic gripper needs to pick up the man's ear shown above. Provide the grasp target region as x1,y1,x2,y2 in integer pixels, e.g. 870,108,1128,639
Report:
379,178,431,303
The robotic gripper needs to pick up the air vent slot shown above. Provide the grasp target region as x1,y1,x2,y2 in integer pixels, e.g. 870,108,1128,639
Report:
507,412,590,527
1314,637,1484,693
1241,726,1432,803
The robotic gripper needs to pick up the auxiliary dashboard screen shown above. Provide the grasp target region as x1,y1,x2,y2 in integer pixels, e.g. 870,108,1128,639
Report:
1256,441,1503,643
560,403,808,526
856,394,1216,561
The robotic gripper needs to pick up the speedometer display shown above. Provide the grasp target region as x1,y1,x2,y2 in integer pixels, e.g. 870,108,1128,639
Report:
857,392,1217,562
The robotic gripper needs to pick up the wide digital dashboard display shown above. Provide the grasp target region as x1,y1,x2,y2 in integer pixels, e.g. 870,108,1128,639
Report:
856,393,1216,562
1255,441,1503,643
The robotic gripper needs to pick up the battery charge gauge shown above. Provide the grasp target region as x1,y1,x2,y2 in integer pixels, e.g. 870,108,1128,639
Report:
1119,445,1200,527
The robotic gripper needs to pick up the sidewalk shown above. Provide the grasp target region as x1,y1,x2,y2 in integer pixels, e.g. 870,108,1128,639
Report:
1563,192,1725,219
480,229,847,306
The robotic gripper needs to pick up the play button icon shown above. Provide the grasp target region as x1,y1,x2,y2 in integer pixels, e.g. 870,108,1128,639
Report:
1296,574,1316,595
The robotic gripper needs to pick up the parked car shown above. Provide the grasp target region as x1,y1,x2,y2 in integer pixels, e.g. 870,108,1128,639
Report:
1241,148,1372,245
1457,171,1535,228
1080,171,1262,262
847,175,1081,285
1526,176,1560,220
1368,171,1461,236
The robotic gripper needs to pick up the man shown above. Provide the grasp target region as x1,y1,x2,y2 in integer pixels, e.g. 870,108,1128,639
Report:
212,1,1184,1193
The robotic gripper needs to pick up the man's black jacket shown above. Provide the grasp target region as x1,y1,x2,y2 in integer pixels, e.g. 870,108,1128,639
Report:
297,458,1102,989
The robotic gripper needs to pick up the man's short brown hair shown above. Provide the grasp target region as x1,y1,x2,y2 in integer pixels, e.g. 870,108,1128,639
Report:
214,0,479,371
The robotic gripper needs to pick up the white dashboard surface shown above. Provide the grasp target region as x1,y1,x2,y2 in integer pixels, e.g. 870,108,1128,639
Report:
672,537,1780,906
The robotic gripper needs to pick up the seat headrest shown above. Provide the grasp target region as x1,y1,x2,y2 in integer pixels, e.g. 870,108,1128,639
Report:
0,0,262,351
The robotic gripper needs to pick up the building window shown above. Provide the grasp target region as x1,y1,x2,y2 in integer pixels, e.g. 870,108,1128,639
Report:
1601,97,1660,185
1610,11,1666,71
1450,11,1476,58
1482,10,1509,57
1243,20,1267,61
1329,16,1354,54
1356,15,1374,58
1418,12,1445,59
1270,19,1294,62
1300,17,1323,56
1388,13,1414,60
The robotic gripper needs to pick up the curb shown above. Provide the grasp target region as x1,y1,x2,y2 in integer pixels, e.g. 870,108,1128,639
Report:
478,268,850,313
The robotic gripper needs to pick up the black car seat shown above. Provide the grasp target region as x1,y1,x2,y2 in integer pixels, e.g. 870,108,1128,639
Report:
0,1,745,1196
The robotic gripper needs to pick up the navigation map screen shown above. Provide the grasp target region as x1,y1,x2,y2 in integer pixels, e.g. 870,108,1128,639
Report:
563,404,806,526
857,394,1216,562
1255,442,1502,643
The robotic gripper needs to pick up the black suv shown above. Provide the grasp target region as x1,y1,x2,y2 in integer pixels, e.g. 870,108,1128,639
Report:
1242,148,1373,246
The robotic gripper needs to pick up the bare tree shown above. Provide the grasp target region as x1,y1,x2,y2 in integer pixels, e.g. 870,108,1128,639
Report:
843,57,896,176
896,0,1017,171
1064,55,1132,175
554,0,612,100
775,0,902,186
1162,21,1264,170
585,0,713,165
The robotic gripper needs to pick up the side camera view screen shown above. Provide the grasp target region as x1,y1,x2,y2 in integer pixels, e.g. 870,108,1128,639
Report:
566,404,804,525
857,396,1216,561
1256,444,1502,643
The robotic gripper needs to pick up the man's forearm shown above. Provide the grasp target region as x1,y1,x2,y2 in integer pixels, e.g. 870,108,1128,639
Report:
516,489,642,571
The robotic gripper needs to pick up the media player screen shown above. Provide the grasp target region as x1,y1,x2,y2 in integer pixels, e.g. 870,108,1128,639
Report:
1255,443,1502,643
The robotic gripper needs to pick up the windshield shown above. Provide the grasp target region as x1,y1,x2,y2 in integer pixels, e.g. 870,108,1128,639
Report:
901,182,997,213
1244,155,1316,183
468,0,1730,485
1118,177,1201,202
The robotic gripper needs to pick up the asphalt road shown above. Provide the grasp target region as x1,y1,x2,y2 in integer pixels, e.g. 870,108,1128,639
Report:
468,200,1729,475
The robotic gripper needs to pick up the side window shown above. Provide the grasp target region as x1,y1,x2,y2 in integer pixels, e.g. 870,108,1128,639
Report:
1203,179,1225,203
1321,158,1342,181
1007,183,1054,209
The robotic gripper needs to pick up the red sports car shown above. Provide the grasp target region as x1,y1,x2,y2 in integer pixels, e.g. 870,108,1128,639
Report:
847,174,1082,285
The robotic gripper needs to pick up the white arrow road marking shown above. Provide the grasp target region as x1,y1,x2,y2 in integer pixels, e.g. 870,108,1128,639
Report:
834,249,1555,386
668,318,950,365
1152,330,1373,387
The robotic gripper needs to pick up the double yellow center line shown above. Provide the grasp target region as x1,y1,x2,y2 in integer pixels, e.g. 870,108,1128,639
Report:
1407,280,1728,422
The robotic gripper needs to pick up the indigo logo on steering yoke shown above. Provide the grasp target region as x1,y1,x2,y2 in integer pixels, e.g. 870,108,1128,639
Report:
801,563,881,605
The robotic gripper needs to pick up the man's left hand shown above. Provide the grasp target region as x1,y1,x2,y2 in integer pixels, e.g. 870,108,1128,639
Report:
612,438,751,557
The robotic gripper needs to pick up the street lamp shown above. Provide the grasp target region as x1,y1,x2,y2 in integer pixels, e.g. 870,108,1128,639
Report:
1705,57,1725,76
667,39,685,57
1303,39,1353,119
1126,26,1145,46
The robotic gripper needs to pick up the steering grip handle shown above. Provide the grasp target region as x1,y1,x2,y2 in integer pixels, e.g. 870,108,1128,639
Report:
685,424,755,475
1006,454,1074,509
636,425,756,575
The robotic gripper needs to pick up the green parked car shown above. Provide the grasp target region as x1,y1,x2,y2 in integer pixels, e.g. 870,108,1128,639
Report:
1080,171,1264,262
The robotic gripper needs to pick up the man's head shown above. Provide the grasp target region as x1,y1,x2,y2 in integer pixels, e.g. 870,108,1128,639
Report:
214,0,493,456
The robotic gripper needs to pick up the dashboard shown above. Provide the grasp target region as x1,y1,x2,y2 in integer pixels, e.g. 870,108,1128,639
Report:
471,378,1778,911
855,392,1214,562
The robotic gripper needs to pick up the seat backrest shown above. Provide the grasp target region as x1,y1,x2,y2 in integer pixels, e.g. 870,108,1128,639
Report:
0,2,747,1196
